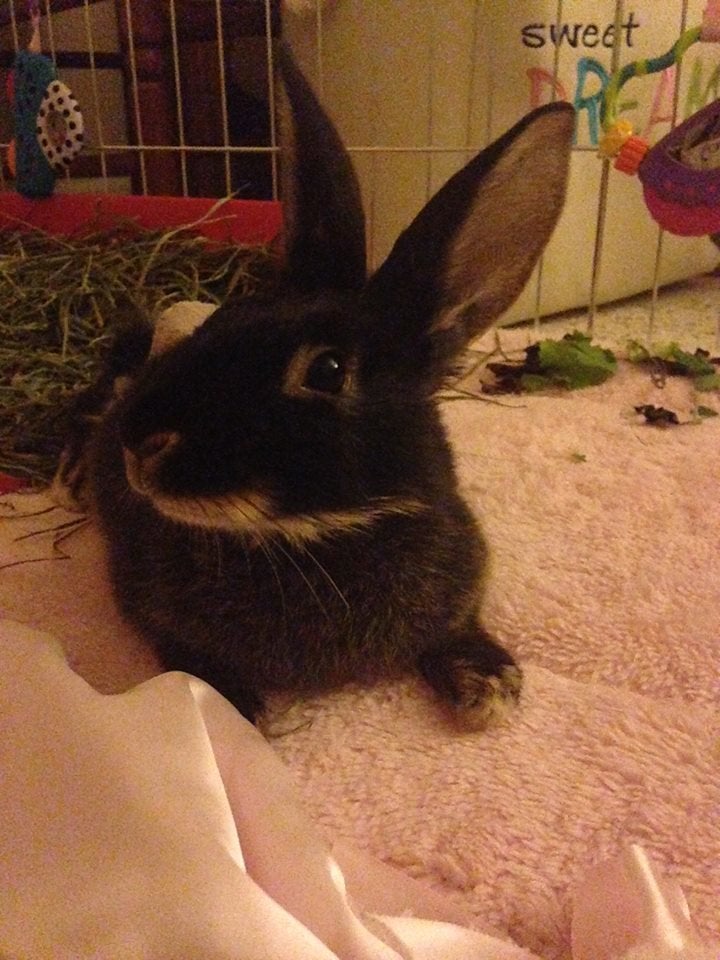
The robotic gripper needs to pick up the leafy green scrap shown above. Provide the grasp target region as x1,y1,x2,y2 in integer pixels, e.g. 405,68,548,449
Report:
626,340,720,391
695,373,720,391
486,331,617,394
634,403,720,427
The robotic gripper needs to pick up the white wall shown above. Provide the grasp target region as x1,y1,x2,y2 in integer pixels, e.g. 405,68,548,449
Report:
285,0,719,321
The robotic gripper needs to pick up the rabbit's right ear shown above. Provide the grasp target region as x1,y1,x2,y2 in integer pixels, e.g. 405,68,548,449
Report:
276,45,367,294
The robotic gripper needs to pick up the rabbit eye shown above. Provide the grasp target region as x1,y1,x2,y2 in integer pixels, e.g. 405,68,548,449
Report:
284,344,352,398
303,350,347,394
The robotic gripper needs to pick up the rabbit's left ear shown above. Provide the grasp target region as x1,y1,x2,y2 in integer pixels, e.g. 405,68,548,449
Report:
363,102,575,368
276,45,367,293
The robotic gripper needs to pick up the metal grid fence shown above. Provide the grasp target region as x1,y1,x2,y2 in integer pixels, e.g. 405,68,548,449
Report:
0,0,715,334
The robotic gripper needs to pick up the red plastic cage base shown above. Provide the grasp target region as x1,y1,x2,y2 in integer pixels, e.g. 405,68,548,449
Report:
0,192,283,244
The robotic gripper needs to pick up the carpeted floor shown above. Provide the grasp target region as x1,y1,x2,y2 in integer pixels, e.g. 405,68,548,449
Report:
507,274,720,355
1,280,718,959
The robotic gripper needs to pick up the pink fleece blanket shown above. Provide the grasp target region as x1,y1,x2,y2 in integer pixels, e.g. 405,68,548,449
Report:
1,355,718,959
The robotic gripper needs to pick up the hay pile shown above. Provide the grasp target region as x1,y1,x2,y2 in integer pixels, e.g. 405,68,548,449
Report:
0,217,273,483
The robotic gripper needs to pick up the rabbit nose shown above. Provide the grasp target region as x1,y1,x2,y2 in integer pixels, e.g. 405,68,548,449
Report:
123,431,180,492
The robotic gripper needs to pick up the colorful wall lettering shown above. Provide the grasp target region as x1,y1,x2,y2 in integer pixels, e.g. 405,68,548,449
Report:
521,13,641,51
523,11,720,146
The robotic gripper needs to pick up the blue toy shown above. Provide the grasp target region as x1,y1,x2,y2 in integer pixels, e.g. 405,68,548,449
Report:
8,2,84,198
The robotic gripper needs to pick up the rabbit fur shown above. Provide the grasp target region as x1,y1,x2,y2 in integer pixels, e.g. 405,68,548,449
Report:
56,48,574,727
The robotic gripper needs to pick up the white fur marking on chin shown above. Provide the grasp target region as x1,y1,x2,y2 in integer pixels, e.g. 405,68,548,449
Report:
269,499,425,543
141,489,425,542
144,490,277,532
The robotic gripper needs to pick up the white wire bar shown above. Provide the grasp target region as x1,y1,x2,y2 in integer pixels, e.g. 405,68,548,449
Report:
587,0,627,334
121,0,148,195
532,0,566,336
213,0,232,197
168,0,189,197
81,0,109,188
265,0,279,200
647,0,691,342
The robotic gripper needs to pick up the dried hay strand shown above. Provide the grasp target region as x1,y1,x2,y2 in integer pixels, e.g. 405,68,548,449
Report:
0,211,274,484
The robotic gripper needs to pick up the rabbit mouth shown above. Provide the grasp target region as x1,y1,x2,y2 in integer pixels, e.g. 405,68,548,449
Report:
122,455,425,542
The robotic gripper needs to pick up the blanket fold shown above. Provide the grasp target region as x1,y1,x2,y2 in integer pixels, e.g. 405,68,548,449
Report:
1,621,715,960
0,621,532,960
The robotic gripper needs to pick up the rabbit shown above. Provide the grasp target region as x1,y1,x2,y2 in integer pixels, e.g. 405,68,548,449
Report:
59,48,574,727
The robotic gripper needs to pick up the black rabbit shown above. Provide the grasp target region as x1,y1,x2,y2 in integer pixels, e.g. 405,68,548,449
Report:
60,49,574,727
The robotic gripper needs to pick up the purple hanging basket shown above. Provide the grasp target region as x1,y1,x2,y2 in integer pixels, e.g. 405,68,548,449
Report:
639,98,720,236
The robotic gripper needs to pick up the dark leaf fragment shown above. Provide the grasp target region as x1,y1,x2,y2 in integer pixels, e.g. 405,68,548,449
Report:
634,404,680,426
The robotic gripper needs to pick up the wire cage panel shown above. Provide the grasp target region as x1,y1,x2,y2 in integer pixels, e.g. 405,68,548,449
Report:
1,0,719,327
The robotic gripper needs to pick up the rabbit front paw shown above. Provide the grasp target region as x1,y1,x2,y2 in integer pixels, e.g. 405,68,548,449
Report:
418,631,522,731
449,663,522,731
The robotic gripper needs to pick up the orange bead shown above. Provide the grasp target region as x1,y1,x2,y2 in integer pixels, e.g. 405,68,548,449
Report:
614,135,649,175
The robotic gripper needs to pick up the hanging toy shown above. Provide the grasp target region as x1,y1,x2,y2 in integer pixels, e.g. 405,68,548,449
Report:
598,1,720,236
8,1,85,199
